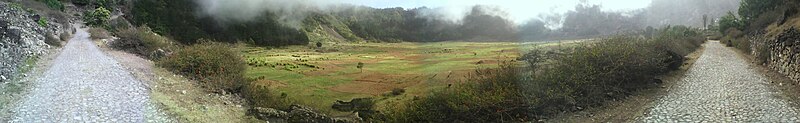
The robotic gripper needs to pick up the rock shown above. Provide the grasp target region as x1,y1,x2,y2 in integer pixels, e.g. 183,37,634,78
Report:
653,79,663,84
287,104,339,123
332,98,373,112
249,107,288,120
0,2,56,83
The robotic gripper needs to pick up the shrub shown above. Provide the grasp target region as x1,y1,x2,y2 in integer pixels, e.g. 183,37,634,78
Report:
84,7,111,27
738,0,781,25
111,26,173,59
754,36,771,65
88,27,111,39
72,0,92,5
732,37,751,53
718,12,744,34
37,17,47,27
389,88,405,96
384,64,530,122
44,33,61,47
745,9,782,33
157,41,247,92
59,32,71,41
721,28,744,47
38,0,64,11
244,83,293,110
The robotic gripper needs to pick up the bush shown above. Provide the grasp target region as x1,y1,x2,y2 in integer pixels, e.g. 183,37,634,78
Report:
38,0,64,11
738,0,781,25
721,28,744,47
745,9,782,33
37,17,47,27
44,33,61,47
59,32,71,41
111,26,173,59
719,12,744,34
157,41,247,92
84,7,111,27
72,0,92,5
753,35,771,64
389,88,405,96
732,37,751,53
244,83,293,110
88,27,111,39
384,64,530,122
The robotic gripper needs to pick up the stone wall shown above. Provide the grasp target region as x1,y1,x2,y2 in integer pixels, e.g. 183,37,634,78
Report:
753,27,800,82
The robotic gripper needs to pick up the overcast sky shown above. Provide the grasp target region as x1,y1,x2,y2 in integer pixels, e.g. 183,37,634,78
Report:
336,0,653,23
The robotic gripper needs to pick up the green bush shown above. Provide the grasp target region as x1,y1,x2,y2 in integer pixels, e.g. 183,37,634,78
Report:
39,0,64,11
384,64,529,122
37,17,47,27
157,41,247,92
244,83,293,110
738,0,781,25
718,12,744,34
84,7,111,27
72,0,92,5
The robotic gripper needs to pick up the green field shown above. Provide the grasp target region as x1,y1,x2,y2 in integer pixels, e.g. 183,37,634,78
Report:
239,41,570,115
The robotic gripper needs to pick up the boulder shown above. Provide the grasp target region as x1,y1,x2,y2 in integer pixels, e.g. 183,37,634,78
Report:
249,107,288,120
287,104,336,123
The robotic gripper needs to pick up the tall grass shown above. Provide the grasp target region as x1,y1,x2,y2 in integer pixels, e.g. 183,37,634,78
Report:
385,26,705,122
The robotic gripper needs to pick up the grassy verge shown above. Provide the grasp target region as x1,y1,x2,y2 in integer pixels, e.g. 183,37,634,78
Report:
150,67,260,122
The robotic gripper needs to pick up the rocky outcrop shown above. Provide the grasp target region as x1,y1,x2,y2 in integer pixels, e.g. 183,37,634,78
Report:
0,2,51,82
249,105,362,123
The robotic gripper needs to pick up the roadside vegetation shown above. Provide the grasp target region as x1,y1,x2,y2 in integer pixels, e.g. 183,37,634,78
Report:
718,0,797,64
157,41,247,92
384,26,704,122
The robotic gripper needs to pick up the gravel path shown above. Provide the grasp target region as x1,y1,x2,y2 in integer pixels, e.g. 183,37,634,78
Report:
10,26,170,122
640,41,800,122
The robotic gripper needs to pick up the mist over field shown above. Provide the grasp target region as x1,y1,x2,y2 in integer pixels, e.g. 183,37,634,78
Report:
195,0,738,40
7,0,800,122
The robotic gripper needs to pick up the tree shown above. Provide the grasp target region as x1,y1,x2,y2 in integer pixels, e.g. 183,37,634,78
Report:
718,12,743,34
84,7,111,27
357,62,364,73
738,0,781,25
703,14,708,30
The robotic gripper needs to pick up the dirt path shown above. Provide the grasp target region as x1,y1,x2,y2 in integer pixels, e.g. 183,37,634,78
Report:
9,25,170,122
639,41,800,122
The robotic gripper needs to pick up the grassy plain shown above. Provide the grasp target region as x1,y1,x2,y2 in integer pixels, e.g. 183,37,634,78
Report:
239,41,576,115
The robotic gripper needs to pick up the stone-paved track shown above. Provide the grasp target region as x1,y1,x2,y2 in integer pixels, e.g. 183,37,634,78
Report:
640,41,800,122
10,26,169,122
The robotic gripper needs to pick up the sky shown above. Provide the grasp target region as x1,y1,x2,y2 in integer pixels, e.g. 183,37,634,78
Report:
336,0,653,24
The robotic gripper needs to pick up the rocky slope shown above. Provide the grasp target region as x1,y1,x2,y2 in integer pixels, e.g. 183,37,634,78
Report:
0,2,65,83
